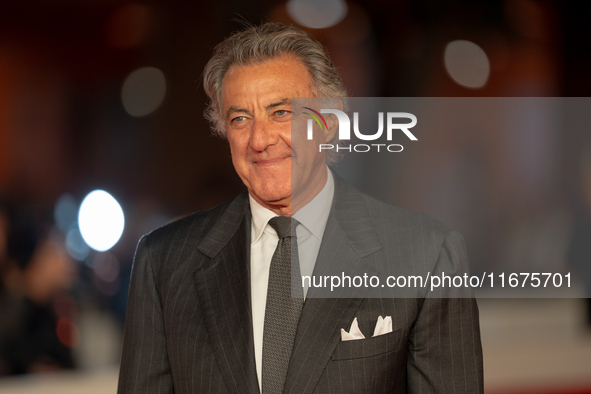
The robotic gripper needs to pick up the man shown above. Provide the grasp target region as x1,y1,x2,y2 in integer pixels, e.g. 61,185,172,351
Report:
118,23,483,393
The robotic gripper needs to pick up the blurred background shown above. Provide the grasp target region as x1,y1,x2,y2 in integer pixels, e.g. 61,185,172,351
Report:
0,0,590,392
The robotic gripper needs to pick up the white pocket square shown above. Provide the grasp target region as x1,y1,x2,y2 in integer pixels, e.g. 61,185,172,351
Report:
340,316,392,341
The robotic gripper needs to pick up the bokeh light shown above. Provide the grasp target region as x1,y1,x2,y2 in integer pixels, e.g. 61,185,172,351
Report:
91,252,121,296
54,194,78,233
66,225,90,261
287,0,348,29
444,40,490,89
121,67,167,117
78,190,125,252
56,317,80,348
92,252,119,282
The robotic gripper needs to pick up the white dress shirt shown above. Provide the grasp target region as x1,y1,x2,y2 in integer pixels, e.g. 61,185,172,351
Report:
249,169,334,391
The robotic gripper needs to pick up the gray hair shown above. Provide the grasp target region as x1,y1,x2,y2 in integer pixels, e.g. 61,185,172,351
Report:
202,22,347,164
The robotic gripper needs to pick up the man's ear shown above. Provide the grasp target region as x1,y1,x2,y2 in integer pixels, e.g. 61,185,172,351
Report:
324,99,343,143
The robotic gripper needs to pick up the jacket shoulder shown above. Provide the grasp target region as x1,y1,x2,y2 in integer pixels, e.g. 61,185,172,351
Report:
136,193,246,269
332,170,452,243
362,193,450,235
358,192,468,279
356,192,462,274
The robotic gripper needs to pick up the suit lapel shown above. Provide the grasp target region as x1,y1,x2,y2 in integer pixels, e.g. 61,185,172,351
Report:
284,173,383,394
192,192,260,394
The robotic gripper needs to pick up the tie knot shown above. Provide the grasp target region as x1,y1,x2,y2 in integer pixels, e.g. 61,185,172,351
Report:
268,216,298,239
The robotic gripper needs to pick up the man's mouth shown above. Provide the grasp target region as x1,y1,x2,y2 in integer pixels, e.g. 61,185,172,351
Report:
253,157,290,167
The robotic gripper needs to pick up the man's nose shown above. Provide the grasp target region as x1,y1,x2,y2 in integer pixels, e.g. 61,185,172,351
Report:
250,118,279,152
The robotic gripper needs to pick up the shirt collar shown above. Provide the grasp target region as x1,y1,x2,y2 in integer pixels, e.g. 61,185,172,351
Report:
249,168,335,244
249,194,278,245
293,169,334,241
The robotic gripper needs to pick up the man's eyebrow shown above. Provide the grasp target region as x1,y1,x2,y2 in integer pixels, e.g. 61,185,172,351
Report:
226,106,253,119
226,99,291,119
265,98,291,111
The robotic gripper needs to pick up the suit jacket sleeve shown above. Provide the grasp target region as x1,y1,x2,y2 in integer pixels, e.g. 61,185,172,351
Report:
118,235,174,394
406,230,484,393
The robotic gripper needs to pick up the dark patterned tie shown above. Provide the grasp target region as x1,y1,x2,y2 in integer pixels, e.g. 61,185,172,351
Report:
262,216,304,394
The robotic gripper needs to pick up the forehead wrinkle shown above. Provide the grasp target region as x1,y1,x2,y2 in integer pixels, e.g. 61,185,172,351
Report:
265,98,291,111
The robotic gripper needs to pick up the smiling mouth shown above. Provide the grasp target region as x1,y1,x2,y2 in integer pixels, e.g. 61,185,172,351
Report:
253,157,291,167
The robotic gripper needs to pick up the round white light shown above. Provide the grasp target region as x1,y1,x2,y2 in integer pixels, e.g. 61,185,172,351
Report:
121,66,167,117
444,40,490,89
78,190,125,252
287,0,348,29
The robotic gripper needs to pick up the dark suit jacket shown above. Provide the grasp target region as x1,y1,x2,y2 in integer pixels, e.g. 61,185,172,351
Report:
118,174,484,393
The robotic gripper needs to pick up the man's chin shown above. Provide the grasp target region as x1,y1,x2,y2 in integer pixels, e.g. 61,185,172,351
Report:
249,190,291,208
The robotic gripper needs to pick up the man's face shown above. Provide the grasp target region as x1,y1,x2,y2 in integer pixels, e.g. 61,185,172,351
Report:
221,55,332,214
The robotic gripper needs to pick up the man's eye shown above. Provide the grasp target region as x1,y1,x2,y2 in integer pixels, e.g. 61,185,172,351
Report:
231,116,246,123
275,110,290,117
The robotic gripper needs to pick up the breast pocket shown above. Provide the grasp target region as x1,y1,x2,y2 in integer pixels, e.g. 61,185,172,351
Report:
331,328,403,361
